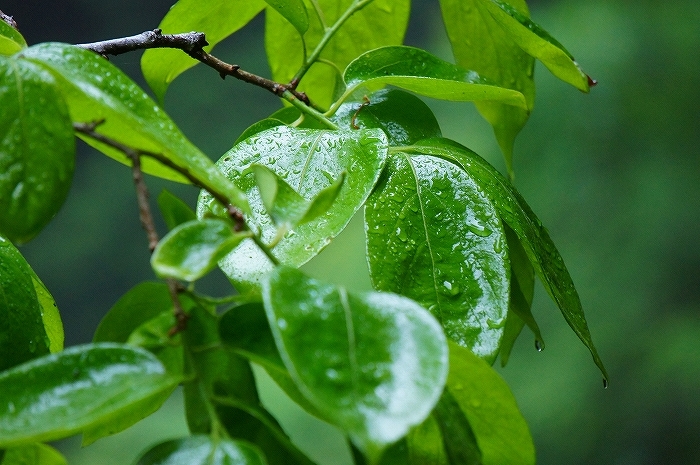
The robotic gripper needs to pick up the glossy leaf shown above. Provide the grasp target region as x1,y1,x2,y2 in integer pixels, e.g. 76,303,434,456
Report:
0,343,180,448
136,435,266,465
481,0,590,91
264,0,308,35
365,152,509,362
0,19,26,56
152,219,249,281
343,46,527,109
197,126,387,293
0,443,67,465
262,266,449,462
141,0,266,102
20,43,249,212
265,0,410,108
439,0,534,175
445,341,535,465
410,138,608,380
0,55,75,244
434,390,483,465
235,118,287,145
158,189,197,230
27,268,63,354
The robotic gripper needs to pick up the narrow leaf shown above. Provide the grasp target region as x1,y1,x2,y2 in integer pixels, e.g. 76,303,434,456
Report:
158,189,197,230
434,390,483,464
264,0,309,35
263,266,449,462
343,46,527,109
0,20,26,56
28,269,64,354
0,443,67,465
136,435,266,465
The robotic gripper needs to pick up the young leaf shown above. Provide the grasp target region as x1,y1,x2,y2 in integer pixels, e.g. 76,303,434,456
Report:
0,443,67,465
135,435,267,465
262,266,449,462
343,46,527,109
0,343,180,448
20,43,249,213
197,126,387,293
27,268,64,354
158,189,197,230
365,153,509,362
0,55,75,244
264,0,309,35
0,19,26,56
141,0,266,101
151,219,249,282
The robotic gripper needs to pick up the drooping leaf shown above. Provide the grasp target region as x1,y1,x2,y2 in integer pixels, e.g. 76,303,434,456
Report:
439,0,534,175
136,435,266,465
433,390,483,465
365,152,509,362
445,341,535,465
197,126,387,293
264,0,309,35
0,443,67,465
0,19,26,56
158,189,197,230
20,43,249,212
141,0,266,101
0,55,75,244
262,266,449,462
265,0,411,108
0,343,180,448
151,219,249,281
410,138,608,381
27,267,63,354
343,46,527,109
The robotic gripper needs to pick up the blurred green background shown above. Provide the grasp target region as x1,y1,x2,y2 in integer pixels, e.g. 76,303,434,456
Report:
4,0,699,463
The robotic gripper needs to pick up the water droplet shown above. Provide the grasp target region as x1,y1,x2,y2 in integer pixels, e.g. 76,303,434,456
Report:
277,318,288,330
467,221,492,237
326,368,340,380
602,378,608,389
8,402,15,413
535,339,543,352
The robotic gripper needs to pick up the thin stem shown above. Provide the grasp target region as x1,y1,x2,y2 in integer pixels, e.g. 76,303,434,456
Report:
308,0,328,30
252,234,281,266
282,90,338,130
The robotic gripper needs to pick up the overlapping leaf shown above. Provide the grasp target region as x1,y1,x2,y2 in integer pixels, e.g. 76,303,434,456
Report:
0,19,26,56
264,0,308,35
0,443,67,465
136,435,267,465
157,189,197,230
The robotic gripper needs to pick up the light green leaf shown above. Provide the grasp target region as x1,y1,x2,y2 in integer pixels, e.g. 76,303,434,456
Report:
152,219,249,281
0,55,75,244
446,341,535,465
136,435,267,465
158,189,197,230
197,126,387,293
343,46,527,109
141,0,266,102
365,152,509,362
0,443,67,465
27,269,63,354
0,343,180,448
20,43,249,213
264,0,309,35
0,19,26,56
265,0,410,108
262,266,449,462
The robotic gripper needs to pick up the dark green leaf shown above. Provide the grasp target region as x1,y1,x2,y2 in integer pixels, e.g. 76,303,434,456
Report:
141,0,266,101
152,219,249,281
197,126,387,293
0,343,180,448
264,0,309,35
158,189,197,230
410,138,608,381
0,55,75,244
136,435,266,465
0,443,67,465
434,390,483,465
343,46,527,109
0,20,26,56
366,152,509,362
262,266,448,462
20,43,249,212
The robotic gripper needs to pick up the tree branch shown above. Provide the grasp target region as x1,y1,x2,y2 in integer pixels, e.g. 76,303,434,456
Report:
0,9,18,30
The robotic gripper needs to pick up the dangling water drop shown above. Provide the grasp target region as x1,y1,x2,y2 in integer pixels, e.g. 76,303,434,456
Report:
535,339,543,352
602,378,608,389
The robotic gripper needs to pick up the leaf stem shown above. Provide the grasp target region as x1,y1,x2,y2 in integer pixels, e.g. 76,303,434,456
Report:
282,90,339,129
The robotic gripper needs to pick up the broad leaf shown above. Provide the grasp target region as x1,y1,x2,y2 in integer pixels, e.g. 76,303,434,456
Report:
0,19,26,56
20,43,249,212
151,219,249,281
445,342,535,465
410,138,608,381
0,55,75,244
343,46,527,110
0,343,180,448
262,266,449,462
136,435,266,465
264,0,309,35
158,189,197,230
366,153,509,362
197,126,387,293
439,0,534,175
265,0,410,108
0,443,67,465
141,0,266,101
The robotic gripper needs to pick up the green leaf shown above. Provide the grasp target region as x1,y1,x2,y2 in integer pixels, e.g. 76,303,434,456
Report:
439,0,535,175
264,0,309,35
433,390,483,465
0,55,75,244
410,138,608,381
235,118,287,145
0,343,180,448
265,0,410,108
27,268,63,354
20,43,249,212
158,189,197,230
151,219,249,281
141,0,266,101
0,20,26,56
343,46,527,110
365,152,509,362
481,0,591,91
0,443,67,465
445,341,535,465
136,435,266,465
197,126,387,293
262,266,449,462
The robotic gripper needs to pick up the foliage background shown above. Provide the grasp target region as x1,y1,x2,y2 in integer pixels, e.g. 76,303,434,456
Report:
4,0,699,463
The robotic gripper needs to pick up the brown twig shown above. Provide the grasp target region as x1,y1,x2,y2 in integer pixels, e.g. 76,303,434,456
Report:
0,9,18,30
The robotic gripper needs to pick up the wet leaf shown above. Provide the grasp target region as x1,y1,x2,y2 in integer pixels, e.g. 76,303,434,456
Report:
264,0,308,35
366,152,509,362
0,443,67,465
0,19,26,56
262,266,448,462
136,435,266,465
158,189,197,230
434,390,483,464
